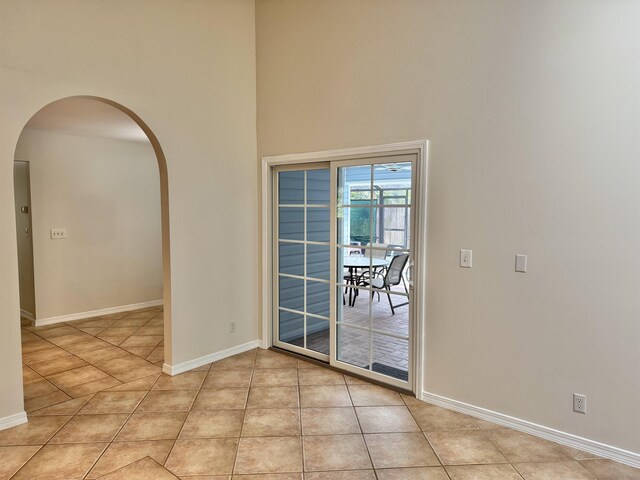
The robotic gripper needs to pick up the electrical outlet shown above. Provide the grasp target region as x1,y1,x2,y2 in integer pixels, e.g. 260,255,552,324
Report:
230,321,236,334
50,228,66,239
573,393,587,414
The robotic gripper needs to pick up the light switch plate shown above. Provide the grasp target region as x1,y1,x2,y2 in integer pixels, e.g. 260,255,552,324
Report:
515,254,527,273
460,249,472,268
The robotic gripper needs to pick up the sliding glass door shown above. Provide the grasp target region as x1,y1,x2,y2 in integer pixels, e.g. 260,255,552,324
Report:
331,156,415,388
273,155,416,388
274,165,331,360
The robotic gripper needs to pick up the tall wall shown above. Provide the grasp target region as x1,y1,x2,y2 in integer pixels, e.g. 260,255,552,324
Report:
256,0,640,453
0,0,258,422
15,129,162,320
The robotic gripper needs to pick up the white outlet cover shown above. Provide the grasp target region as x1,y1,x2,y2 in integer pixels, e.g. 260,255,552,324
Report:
460,249,472,268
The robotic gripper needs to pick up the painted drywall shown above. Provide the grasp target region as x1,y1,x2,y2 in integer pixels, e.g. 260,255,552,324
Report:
256,0,640,454
14,129,162,320
0,0,258,422
13,161,36,316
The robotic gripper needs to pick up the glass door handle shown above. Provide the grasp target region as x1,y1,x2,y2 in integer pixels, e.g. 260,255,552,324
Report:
406,263,414,289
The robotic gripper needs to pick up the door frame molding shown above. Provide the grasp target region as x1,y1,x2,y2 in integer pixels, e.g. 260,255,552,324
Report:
260,140,429,398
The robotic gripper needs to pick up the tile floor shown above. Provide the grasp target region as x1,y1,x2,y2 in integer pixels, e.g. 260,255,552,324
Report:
1,307,639,479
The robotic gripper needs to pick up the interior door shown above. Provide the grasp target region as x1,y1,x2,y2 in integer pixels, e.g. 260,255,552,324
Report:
330,155,416,389
14,160,36,317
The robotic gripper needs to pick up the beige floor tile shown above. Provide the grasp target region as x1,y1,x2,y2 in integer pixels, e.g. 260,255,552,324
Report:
135,326,164,336
192,388,249,410
471,417,504,429
120,335,163,347
62,376,122,397
22,347,70,366
485,429,571,463
251,369,298,387
49,413,129,443
255,351,298,369
99,336,127,346
24,390,73,413
115,412,188,441
48,333,94,347
560,445,602,460
241,408,300,437
301,407,361,435
0,416,70,445
75,327,106,335
21,341,56,355
203,369,253,388
113,317,154,327
513,461,597,480
376,467,450,479
46,365,109,389
11,443,107,480
235,436,302,474
98,326,140,338
124,346,156,357
94,355,161,382
22,365,41,384
578,459,640,480
247,386,299,409
348,384,404,406
146,346,165,362
29,355,88,376
137,389,198,412
179,410,245,438
365,432,440,469
85,440,174,479
165,438,239,476
64,338,113,354
299,385,352,407
408,404,477,431
446,464,523,479
97,456,179,480
210,351,257,370
304,472,375,480
303,434,372,472
426,430,507,465
232,474,301,480
23,378,60,399
298,367,345,385
356,406,420,433
107,374,160,392
153,372,207,390
78,390,146,414
36,325,80,339
400,394,423,406
74,346,129,363
0,445,41,479
29,395,94,416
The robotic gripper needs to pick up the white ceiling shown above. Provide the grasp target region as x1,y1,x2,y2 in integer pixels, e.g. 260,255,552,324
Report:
24,97,149,143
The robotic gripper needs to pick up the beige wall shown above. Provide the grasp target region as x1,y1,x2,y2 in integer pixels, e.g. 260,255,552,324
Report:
15,129,162,320
0,0,258,421
256,0,640,453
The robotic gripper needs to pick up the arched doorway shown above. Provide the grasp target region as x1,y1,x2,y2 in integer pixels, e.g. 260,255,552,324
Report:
13,96,173,414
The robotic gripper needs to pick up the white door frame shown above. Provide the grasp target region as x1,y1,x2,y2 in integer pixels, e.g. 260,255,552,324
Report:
260,140,429,399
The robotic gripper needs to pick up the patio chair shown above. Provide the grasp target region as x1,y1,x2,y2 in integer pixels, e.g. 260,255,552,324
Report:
357,253,410,315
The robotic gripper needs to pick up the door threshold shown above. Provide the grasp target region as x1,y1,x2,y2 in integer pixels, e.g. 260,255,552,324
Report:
269,346,415,398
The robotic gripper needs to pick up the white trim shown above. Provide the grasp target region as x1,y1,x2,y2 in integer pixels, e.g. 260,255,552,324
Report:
261,140,429,395
162,339,261,376
34,300,163,326
0,411,28,431
422,391,640,469
20,309,35,323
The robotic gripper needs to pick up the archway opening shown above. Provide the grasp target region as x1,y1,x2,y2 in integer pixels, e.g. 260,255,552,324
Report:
13,96,173,413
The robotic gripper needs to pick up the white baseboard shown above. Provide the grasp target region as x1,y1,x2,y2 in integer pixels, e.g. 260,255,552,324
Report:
0,411,28,431
20,309,35,323
422,391,640,469
34,300,163,327
163,340,261,376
